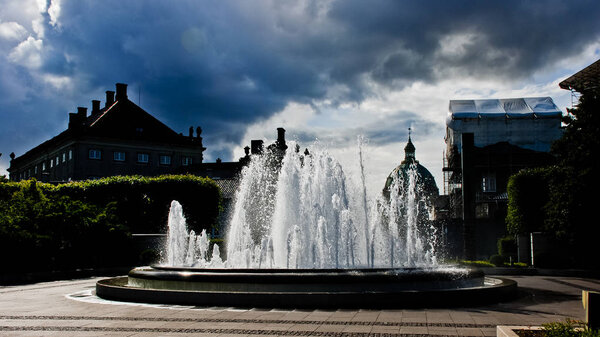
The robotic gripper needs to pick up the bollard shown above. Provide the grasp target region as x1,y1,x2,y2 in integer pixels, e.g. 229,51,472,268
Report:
582,290,600,330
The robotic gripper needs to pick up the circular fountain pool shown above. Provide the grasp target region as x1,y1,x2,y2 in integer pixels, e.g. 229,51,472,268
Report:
97,266,516,308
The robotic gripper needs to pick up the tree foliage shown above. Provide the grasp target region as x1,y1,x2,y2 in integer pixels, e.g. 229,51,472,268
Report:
506,90,600,268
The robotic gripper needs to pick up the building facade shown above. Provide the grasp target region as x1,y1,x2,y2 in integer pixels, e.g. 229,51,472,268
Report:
442,97,563,259
8,83,206,182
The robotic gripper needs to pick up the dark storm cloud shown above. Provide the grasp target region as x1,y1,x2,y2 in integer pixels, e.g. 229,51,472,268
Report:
1,0,599,165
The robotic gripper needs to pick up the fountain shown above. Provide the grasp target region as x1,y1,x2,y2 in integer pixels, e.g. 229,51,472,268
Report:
97,141,516,308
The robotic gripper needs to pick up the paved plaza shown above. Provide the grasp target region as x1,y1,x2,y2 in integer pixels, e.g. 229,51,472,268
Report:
1,274,599,336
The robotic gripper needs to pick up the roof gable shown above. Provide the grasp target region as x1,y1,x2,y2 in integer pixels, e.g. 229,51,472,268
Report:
87,99,180,142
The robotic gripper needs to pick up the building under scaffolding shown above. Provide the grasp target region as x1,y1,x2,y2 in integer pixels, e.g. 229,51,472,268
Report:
441,97,563,259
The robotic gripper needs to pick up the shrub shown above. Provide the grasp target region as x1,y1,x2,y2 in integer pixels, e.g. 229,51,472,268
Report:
489,254,505,267
498,236,517,259
459,260,494,268
139,249,160,266
0,175,221,274
55,174,221,233
542,319,600,337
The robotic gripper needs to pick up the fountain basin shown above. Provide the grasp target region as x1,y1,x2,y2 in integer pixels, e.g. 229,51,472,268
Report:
96,266,517,308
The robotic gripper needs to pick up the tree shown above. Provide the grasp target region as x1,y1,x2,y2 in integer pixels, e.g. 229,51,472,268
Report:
549,91,600,267
506,90,600,268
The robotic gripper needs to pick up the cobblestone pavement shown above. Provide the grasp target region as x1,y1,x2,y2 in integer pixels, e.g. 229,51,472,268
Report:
1,275,599,336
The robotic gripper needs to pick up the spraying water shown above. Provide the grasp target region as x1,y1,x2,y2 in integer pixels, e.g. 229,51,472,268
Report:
162,140,439,269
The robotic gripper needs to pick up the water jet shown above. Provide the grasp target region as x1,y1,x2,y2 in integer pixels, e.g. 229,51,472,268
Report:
97,141,516,308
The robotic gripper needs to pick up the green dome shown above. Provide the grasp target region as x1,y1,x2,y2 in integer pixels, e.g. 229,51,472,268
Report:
384,135,439,198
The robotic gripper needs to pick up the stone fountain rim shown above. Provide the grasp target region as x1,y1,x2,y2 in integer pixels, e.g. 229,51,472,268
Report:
131,265,484,284
96,275,518,309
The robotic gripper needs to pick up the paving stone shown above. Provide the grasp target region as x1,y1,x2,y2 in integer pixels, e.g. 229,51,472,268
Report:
1,275,599,336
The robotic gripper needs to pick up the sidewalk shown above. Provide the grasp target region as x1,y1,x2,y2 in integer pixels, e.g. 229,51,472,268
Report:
1,274,598,336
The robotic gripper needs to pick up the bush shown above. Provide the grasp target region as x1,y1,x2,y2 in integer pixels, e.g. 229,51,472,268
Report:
55,174,221,233
498,236,517,259
0,175,221,273
139,249,160,266
459,260,494,268
543,319,599,337
489,254,505,267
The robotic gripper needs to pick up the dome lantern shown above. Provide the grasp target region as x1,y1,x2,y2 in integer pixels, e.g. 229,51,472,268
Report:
402,128,416,164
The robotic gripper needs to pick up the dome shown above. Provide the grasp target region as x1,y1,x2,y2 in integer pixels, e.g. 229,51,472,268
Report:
384,134,439,198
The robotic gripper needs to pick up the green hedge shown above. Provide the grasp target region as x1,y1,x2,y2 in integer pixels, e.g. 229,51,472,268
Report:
0,175,221,273
54,174,222,233
497,236,517,260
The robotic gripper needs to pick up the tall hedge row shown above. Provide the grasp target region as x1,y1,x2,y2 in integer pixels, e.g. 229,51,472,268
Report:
0,175,221,273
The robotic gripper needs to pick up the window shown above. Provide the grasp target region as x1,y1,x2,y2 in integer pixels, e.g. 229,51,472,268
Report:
482,172,496,192
89,149,102,160
159,155,171,165
62,153,66,163
50,159,54,168
56,156,60,166
182,156,192,166
137,153,149,163
113,151,126,162
42,162,46,171
476,203,489,218
34,166,38,174
68,150,73,160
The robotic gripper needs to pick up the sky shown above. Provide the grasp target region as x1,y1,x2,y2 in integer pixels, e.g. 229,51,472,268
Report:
1,0,599,197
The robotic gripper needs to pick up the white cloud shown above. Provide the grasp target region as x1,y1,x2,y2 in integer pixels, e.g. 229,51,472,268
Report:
42,74,73,90
0,21,28,41
437,32,478,59
8,36,43,69
48,0,62,28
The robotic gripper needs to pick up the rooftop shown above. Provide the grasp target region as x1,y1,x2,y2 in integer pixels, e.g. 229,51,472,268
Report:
448,97,562,120
559,58,600,93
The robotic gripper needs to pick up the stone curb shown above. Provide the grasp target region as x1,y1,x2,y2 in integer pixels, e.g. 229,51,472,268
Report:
497,325,543,337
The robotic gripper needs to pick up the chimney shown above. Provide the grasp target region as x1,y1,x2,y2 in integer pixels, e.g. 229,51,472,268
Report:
251,140,264,155
77,107,87,117
277,127,286,143
115,83,128,101
92,100,101,115
69,112,83,129
105,91,115,107
276,127,288,151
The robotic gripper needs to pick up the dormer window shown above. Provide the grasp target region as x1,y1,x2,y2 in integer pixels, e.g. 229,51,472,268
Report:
136,127,144,136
